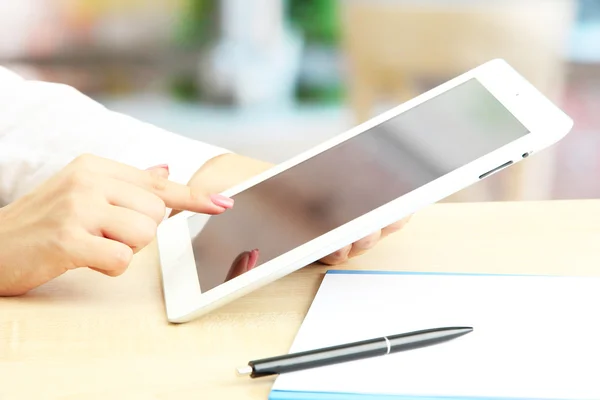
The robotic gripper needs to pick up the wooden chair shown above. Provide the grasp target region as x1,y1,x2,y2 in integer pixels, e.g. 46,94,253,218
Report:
339,0,577,201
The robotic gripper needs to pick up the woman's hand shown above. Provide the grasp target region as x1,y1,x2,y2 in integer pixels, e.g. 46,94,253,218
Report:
0,154,233,296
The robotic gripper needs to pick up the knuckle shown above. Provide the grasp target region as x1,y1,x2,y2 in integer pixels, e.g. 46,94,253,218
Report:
110,246,133,273
64,169,94,191
149,173,168,192
54,226,77,247
108,250,132,276
53,227,80,262
60,192,85,218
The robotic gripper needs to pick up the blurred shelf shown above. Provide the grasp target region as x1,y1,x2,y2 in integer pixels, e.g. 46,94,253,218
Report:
0,47,202,71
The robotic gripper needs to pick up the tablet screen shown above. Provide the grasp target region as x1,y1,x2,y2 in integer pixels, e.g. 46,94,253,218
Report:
188,78,529,291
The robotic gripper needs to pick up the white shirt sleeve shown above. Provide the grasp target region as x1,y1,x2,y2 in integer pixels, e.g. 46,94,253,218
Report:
0,66,232,207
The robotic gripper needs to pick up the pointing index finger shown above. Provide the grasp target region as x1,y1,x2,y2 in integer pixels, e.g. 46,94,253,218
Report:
81,155,233,214
148,172,233,214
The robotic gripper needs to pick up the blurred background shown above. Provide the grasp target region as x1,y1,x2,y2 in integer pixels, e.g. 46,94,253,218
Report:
1,0,599,202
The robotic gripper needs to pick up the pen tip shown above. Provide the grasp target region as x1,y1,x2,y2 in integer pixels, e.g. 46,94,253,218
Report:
236,366,253,376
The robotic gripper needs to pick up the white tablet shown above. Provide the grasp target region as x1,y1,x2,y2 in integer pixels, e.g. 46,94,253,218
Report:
156,59,573,323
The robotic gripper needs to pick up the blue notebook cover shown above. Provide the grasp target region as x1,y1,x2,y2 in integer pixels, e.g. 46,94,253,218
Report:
269,270,600,400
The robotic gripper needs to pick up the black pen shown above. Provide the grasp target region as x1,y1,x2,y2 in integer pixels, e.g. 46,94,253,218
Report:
236,326,473,378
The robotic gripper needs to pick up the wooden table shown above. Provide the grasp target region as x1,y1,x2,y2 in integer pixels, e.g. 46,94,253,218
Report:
2,200,600,399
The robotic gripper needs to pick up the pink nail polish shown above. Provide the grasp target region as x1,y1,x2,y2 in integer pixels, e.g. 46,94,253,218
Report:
247,249,259,270
210,194,234,209
146,164,169,173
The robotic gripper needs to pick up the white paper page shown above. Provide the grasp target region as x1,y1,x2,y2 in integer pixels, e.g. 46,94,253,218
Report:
271,272,600,399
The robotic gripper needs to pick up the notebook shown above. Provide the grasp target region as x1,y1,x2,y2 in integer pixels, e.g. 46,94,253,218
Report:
269,270,600,400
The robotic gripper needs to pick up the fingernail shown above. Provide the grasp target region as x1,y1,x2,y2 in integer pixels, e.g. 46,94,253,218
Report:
210,194,234,209
248,249,259,270
146,164,169,173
